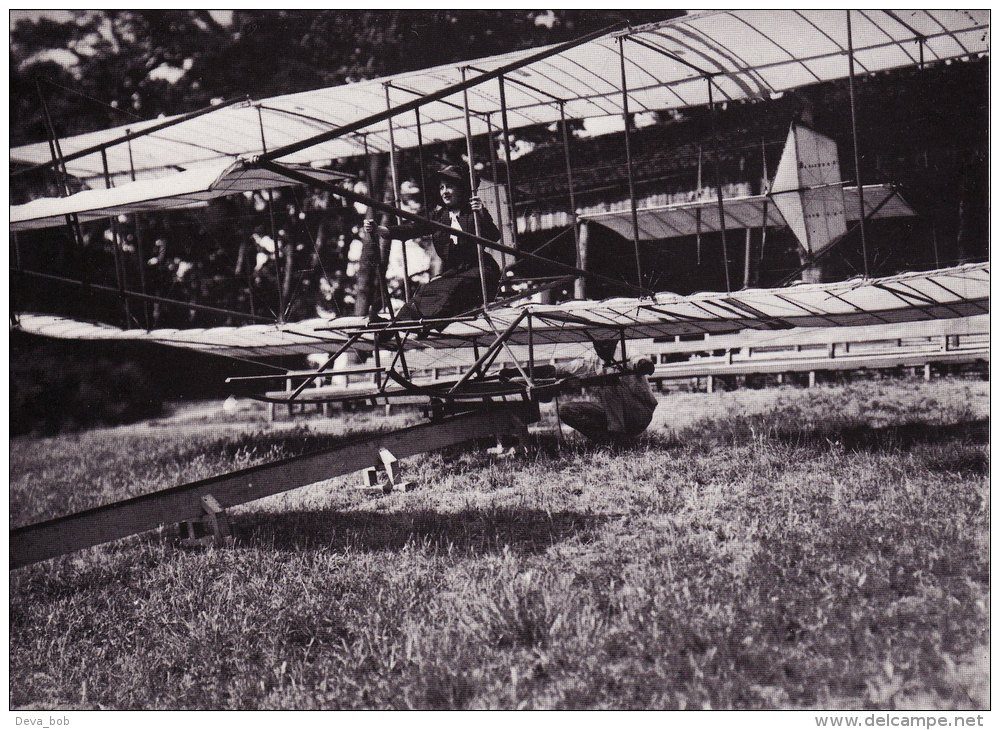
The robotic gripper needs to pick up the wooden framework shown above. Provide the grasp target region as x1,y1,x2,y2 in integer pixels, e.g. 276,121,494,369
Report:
225,296,652,410
10,404,538,569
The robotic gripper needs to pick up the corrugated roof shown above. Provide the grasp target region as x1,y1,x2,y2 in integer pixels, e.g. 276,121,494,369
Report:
580,185,914,241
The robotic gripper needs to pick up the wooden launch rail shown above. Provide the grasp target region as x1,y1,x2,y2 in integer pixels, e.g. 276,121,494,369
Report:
10,405,536,570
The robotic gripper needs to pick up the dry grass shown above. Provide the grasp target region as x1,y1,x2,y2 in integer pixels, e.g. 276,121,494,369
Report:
9,377,989,709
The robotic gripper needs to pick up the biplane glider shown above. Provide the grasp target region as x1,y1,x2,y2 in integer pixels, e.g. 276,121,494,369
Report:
9,11,990,568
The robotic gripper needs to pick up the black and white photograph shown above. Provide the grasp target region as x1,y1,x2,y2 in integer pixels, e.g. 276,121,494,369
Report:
9,9,989,715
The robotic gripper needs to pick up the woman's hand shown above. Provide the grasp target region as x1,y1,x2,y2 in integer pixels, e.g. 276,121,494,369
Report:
469,196,484,211
362,219,390,238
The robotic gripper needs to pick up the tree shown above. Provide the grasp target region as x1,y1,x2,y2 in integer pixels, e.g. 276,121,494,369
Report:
11,10,685,323
12,10,682,143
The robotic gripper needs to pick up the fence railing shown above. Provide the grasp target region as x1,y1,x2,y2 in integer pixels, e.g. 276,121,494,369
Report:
266,315,988,415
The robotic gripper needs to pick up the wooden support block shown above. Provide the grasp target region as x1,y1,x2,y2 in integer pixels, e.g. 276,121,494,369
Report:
178,494,233,548
923,363,932,381
776,373,785,385
808,371,816,388
487,437,518,458
382,449,418,493
201,495,233,546
706,375,714,394
357,448,419,497
378,448,399,485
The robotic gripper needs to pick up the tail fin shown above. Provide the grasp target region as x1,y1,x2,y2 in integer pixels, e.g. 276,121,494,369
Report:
770,123,848,256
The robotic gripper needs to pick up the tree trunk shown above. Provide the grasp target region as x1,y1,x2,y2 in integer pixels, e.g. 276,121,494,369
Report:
353,153,387,316
281,232,294,316
574,221,588,299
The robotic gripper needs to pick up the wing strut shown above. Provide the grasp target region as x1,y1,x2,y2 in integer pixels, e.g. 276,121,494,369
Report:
497,76,522,256
100,149,134,327
617,37,644,291
460,66,492,311
707,77,733,293
384,84,411,301
256,105,285,323
125,134,153,329
35,80,93,314
560,102,583,300
846,10,870,277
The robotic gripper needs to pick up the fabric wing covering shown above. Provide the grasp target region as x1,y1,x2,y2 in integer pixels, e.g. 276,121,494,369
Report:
14,263,988,358
10,161,351,232
579,185,912,241
9,11,990,187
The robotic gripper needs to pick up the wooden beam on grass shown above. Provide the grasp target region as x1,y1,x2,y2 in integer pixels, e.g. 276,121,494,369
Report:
10,405,538,569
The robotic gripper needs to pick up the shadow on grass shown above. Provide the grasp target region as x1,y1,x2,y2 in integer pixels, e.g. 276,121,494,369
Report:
771,419,988,455
212,426,396,461
525,430,683,458
236,507,606,556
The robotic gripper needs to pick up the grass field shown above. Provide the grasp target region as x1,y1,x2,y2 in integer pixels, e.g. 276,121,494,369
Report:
9,377,989,710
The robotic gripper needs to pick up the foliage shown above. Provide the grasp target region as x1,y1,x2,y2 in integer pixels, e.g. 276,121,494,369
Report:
10,10,681,144
10,340,163,436
10,10,681,321
9,378,989,709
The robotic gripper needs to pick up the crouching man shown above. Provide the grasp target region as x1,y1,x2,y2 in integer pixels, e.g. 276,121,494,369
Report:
558,339,658,443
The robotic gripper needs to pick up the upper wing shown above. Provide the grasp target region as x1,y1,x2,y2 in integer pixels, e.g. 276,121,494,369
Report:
10,11,988,187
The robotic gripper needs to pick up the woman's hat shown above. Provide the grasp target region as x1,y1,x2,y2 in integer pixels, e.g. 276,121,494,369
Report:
436,164,473,187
